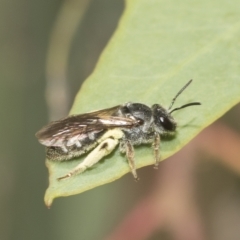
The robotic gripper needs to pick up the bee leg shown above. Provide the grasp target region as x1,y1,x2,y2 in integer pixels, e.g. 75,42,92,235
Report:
125,140,139,181
58,137,119,180
152,133,160,169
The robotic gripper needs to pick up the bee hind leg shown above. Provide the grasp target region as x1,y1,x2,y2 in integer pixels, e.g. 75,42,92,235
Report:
58,137,119,180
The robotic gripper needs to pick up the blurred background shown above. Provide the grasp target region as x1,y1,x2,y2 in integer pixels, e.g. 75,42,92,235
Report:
1,0,240,240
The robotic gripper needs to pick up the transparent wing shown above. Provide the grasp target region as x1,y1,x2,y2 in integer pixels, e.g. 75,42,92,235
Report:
35,105,139,147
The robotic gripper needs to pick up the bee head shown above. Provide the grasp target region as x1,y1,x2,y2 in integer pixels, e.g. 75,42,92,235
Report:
152,80,201,134
152,104,177,134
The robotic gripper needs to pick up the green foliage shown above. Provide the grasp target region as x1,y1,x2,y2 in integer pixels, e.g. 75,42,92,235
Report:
44,0,240,206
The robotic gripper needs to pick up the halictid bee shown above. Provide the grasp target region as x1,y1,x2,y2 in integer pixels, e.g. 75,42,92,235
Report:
36,80,201,180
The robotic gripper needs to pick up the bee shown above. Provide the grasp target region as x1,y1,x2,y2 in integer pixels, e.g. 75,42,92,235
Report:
36,80,201,180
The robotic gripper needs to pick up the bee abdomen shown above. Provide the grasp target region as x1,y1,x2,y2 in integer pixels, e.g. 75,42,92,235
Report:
46,130,106,161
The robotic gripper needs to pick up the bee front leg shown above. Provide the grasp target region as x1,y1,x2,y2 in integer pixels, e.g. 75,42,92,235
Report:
152,132,160,169
58,137,119,180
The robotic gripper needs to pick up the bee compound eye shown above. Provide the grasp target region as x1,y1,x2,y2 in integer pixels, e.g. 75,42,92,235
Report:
159,116,175,131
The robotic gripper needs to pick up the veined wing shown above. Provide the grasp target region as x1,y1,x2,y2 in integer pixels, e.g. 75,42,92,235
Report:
35,105,140,147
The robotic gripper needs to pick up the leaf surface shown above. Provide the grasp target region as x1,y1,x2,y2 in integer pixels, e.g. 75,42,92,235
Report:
44,0,240,206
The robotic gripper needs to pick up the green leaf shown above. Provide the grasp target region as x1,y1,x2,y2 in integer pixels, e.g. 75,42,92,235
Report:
44,0,240,206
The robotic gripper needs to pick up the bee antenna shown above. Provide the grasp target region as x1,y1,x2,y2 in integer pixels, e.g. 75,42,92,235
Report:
168,79,193,111
169,102,201,114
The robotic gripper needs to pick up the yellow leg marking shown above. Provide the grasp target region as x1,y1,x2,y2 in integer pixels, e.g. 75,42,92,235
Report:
58,138,119,180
